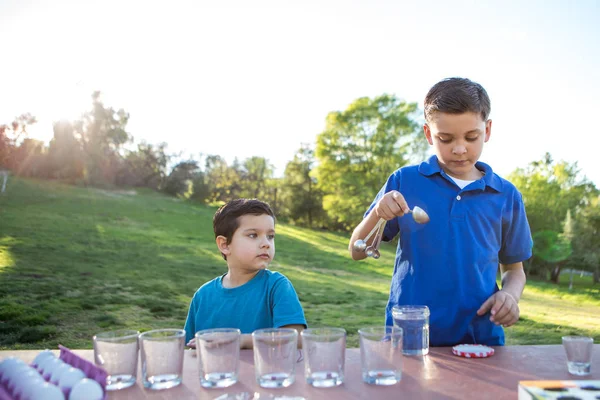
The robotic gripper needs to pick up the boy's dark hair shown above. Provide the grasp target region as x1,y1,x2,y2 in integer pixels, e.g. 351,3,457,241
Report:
424,77,491,122
213,199,275,260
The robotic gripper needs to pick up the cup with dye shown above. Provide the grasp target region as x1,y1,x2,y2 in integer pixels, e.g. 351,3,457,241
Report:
195,328,241,388
562,336,594,376
358,326,403,385
252,328,298,388
139,329,185,390
93,329,140,390
301,327,346,387
392,305,429,356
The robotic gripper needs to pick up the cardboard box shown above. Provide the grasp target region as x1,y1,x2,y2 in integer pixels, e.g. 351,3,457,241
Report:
518,380,600,399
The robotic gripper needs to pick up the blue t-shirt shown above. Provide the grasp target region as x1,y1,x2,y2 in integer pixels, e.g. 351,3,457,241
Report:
184,269,307,342
366,155,533,346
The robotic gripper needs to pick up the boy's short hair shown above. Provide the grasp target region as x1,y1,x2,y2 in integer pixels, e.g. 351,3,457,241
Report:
424,77,491,122
213,199,276,260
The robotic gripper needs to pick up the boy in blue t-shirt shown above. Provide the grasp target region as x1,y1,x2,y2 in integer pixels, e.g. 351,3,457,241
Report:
349,77,533,346
184,199,306,348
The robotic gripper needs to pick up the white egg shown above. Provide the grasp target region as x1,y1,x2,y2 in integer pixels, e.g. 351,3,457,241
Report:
6,363,31,392
50,362,71,384
12,368,44,398
0,357,25,383
57,367,86,392
69,378,104,400
32,350,56,368
19,377,45,400
42,357,65,380
37,355,58,375
29,382,65,400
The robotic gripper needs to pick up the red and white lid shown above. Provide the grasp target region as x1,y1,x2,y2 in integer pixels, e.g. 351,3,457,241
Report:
452,344,495,358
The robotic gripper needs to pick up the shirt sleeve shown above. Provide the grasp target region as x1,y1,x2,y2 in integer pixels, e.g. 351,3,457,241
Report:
365,170,401,242
499,190,533,264
270,275,307,329
183,293,200,343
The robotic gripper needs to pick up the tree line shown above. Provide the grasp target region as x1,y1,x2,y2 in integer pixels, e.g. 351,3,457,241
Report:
1,92,598,284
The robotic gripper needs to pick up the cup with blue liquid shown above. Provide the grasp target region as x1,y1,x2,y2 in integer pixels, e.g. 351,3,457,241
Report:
392,305,430,356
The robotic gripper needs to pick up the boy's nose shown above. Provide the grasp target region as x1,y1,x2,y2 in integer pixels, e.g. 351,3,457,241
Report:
452,145,467,154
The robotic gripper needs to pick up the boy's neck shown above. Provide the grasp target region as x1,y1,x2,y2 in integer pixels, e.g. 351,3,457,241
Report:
222,268,261,288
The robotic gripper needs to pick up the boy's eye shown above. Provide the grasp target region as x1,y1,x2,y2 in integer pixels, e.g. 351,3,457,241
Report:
466,136,478,142
438,137,451,143
248,233,257,238
267,234,275,240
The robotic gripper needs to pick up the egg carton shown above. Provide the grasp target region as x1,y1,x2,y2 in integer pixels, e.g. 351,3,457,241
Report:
0,345,107,400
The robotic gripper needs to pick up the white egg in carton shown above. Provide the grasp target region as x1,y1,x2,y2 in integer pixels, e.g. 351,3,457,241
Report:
0,345,106,400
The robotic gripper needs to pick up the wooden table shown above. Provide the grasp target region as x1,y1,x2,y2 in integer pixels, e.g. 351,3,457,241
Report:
1,345,599,399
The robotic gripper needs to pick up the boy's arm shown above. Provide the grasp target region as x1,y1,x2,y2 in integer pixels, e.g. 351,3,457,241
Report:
239,325,304,349
477,262,526,327
348,191,409,260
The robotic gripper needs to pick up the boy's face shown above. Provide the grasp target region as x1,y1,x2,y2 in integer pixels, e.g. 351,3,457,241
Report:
423,112,492,180
218,214,275,272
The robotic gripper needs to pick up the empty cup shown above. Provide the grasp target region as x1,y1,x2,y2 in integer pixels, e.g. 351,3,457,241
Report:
301,327,346,387
562,336,594,376
252,328,298,388
93,329,140,390
359,326,403,385
139,328,185,390
195,328,241,388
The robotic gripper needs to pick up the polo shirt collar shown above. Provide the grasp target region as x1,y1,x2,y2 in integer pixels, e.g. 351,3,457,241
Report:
418,155,503,192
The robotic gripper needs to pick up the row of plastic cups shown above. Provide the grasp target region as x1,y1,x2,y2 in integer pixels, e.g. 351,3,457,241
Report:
93,328,185,391
196,326,404,389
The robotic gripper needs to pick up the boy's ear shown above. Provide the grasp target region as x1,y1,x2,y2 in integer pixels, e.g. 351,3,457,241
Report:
423,124,434,145
484,119,492,143
216,236,230,256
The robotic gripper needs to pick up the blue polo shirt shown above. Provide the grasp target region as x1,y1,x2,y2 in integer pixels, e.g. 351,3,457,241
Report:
366,156,532,346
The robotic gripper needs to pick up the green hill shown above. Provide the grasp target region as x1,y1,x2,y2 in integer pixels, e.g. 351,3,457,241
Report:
0,178,598,349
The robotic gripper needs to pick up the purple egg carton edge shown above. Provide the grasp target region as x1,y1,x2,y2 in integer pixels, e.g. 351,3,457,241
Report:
59,345,108,400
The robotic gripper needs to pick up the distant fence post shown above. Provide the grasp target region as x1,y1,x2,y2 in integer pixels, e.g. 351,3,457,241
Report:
1,170,9,193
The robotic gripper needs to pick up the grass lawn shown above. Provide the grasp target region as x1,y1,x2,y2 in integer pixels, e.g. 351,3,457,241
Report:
1,178,598,349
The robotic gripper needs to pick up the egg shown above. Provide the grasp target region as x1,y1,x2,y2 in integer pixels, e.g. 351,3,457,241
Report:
0,357,25,383
37,355,58,376
18,378,45,400
57,367,86,393
11,368,44,399
32,350,56,368
42,357,65,380
29,382,65,400
5,363,31,392
69,378,104,400
50,361,71,384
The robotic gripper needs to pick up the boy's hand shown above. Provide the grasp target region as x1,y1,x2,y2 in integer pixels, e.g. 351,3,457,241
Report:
477,290,519,327
374,191,410,220
186,338,197,348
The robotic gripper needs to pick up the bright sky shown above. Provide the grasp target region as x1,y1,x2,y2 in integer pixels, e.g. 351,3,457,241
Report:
1,0,599,186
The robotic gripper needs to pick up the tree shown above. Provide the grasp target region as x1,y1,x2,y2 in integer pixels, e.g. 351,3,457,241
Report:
314,94,424,230
74,92,131,185
118,142,170,189
509,153,599,281
48,120,85,181
239,156,273,199
280,144,325,227
1,113,37,169
163,160,200,198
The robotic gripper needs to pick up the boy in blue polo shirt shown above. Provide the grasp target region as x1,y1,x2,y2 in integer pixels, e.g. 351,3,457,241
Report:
184,199,306,348
349,77,532,346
